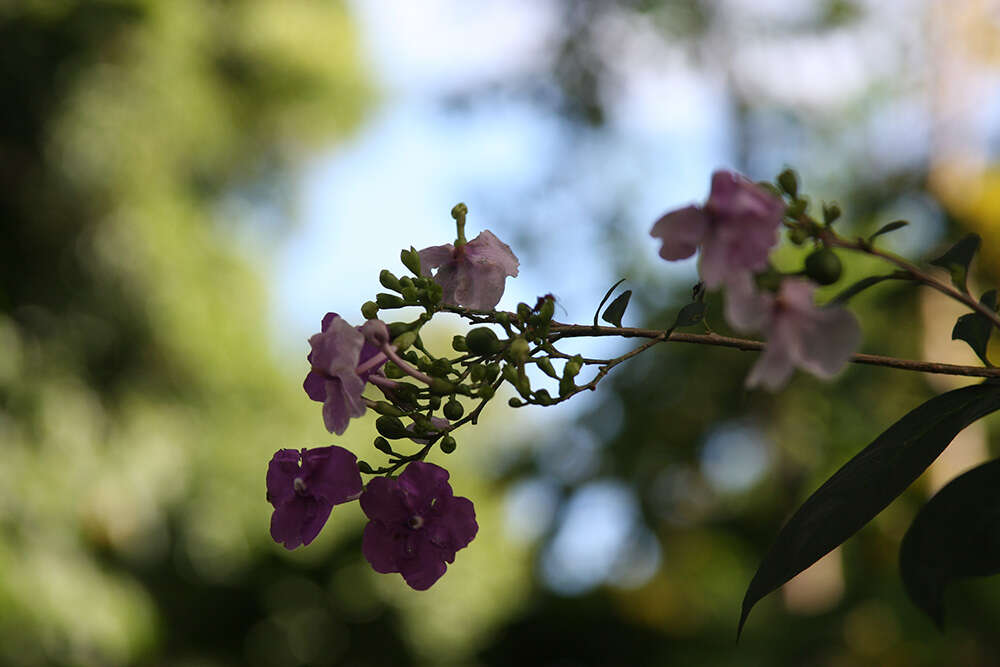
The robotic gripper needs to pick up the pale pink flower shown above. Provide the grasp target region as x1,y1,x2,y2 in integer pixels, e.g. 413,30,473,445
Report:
726,277,861,390
650,171,784,289
419,230,519,310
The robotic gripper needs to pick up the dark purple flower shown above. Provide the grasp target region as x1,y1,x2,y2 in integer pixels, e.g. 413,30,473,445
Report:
304,313,386,435
419,230,519,310
267,446,364,549
650,170,784,289
360,462,478,590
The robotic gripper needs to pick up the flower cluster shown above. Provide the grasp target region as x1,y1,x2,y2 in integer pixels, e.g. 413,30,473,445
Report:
651,169,860,389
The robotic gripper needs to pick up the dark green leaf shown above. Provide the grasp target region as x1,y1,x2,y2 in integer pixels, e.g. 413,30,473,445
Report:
672,301,706,328
601,290,632,328
738,381,1000,638
868,220,908,242
952,290,997,365
900,457,1000,628
930,234,981,292
828,274,899,306
593,278,627,327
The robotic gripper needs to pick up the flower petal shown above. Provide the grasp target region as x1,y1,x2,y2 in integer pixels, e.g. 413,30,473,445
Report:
360,476,410,524
310,317,364,376
270,495,333,549
266,449,302,508
795,306,862,379
417,243,455,275
398,539,448,590
454,262,507,310
464,230,519,278
427,495,478,557
321,374,366,435
302,446,363,505
320,312,340,332
723,273,773,332
649,205,708,261
397,462,451,509
303,371,327,402
746,313,798,390
362,520,401,573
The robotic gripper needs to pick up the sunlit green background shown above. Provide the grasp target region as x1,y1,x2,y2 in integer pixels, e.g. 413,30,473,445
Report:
4,1,1000,665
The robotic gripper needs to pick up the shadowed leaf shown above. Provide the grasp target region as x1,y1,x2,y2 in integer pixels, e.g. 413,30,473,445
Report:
601,290,632,328
952,290,997,366
738,381,1000,638
672,301,706,328
829,274,900,306
930,234,981,292
868,220,908,242
900,457,1000,628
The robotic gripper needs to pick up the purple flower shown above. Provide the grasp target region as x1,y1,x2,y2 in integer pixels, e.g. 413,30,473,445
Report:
650,170,784,289
419,230,519,310
304,313,386,435
360,462,478,590
726,276,861,390
267,446,364,549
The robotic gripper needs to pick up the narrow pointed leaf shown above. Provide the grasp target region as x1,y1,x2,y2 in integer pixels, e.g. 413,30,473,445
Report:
594,279,626,327
738,381,1000,638
930,234,981,292
868,220,908,242
899,457,1000,628
829,274,900,306
672,301,706,328
952,290,997,365
601,290,632,328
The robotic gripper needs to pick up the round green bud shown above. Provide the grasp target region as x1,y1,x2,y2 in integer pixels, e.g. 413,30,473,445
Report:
804,248,842,285
373,436,393,454
533,389,553,406
517,302,531,322
429,378,455,396
451,203,468,220
478,384,495,399
485,363,500,383
384,362,404,379
427,395,441,410
508,397,523,408
778,168,798,198
538,298,555,323
376,415,409,439
401,286,419,303
440,435,457,454
443,399,464,420
431,359,452,377
465,327,501,356
564,358,582,378
361,301,379,320
536,357,557,378
452,335,468,352
787,226,809,246
357,460,375,474
470,364,486,382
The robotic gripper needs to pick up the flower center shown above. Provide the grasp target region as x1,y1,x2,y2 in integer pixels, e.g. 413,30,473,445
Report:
293,477,307,494
407,515,424,530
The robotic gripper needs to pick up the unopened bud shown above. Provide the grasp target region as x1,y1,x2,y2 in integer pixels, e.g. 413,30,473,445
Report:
778,168,798,199
536,357,557,378
372,401,404,417
429,378,455,396
508,337,530,363
440,435,457,454
373,436,394,454
361,301,379,320
443,399,464,420
465,327,501,356
376,415,409,439
376,293,405,309
804,248,842,285
452,335,468,352
400,247,422,276
379,269,401,291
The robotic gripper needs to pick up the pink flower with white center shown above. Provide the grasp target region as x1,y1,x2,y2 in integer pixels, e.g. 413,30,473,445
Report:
725,276,861,390
419,230,519,310
650,170,784,289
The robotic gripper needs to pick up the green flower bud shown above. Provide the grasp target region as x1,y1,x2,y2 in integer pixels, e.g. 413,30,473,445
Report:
376,415,409,439
787,226,809,246
822,202,841,225
470,364,486,382
508,337,530,363
379,269,401,291
361,301,379,320
357,460,375,474
533,389,553,405
485,363,500,383
452,335,468,352
372,401,405,417
383,362,403,379
443,399,464,420
494,312,510,328
451,203,468,220
501,363,519,386
559,376,575,397
400,246,422,276
388,322,411,338
564,356,583,378
401,286,419,303
477,384,495,399
804,248,842,286
427,395,441,410
785,199,807,218
465,327,501,356
538,297,555,323
517,302,531,322
373,436,394,454
536,357,557,378
429,378,455,396
376,293,406,309
508,397,523,407
399,276,413,289
393,330,418,351
431,358,453,377
778,168,798,199
440,435,457,454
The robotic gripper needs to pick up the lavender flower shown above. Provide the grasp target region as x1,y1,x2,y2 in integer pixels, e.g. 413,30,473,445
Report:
304,313,386,435
360,462,478,590
267,446,364,549
650,170,784,289
419,230,519,310
726,276,861,390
